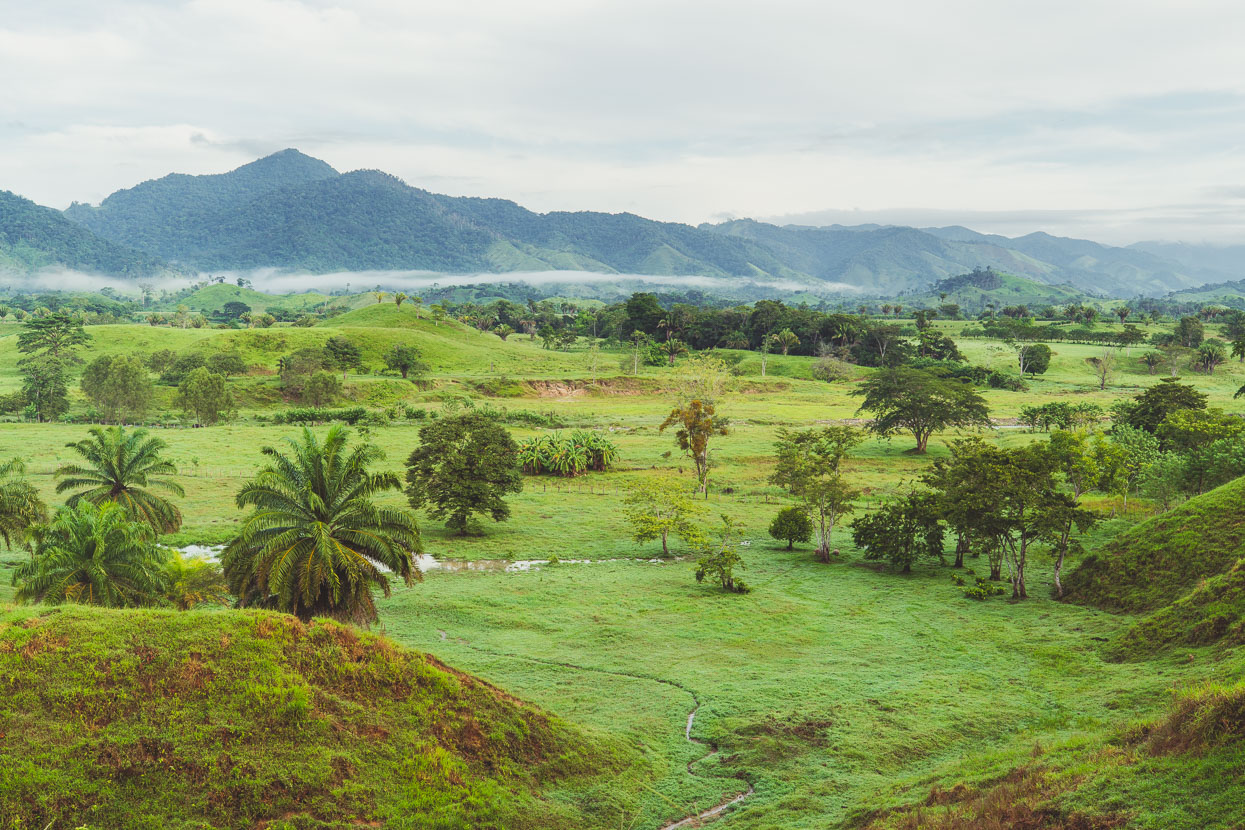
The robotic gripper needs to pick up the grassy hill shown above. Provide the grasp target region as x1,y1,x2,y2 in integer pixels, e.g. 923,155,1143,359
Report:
165,283,340,315
0,606,635,829
1107,558,1245,660
909,270,1093,311
1064,476,1245,613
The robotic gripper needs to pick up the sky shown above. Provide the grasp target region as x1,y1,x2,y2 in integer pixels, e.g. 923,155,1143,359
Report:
4,0,1245,245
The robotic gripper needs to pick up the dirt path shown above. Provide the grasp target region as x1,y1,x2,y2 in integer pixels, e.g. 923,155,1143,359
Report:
436,629,753,829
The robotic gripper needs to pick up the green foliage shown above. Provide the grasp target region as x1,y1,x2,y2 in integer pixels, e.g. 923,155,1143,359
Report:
962,576,1007,600
205,351,247,377
1125,377,1208,433
851,489,944,573
404,412,524,535
16,312,90,423
1018,401,1102,432
853,367,991,453
0,189,166,275
769,426,862,559
660,399,729,495
517,430,620,476
18,354,71,422
623,478,706,556
55,426,185,533
0,457,47,547
223,426,420,624
693,515,749,593
383,343,430,381
323,335,363,377
13,502,168,606
768,506,813,550
271,405,368,425
177,368,234,425
158,351,206,385
162,551,230,610
303,370,342,406
81,353,154,423
1018,342,1051,375
1107,558,1245,660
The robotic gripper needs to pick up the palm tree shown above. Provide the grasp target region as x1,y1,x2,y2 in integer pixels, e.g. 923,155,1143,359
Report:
0,457,46,547
55,426,185,533
13,502,168,607
774,328,800,355
393,292,408,308
373,291,387,305
221,426,421,625
164,552,230,610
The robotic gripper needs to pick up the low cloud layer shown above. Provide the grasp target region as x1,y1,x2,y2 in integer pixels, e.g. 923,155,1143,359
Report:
0,268,855,299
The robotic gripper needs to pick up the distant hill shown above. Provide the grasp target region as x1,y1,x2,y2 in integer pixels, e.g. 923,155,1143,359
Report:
0,190,167,277
904,268,1092,311
0,606,631,829
7,148,1234,296
702,219,1206,297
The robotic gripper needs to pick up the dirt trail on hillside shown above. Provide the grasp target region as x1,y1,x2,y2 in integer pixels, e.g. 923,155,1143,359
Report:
436,629,753,828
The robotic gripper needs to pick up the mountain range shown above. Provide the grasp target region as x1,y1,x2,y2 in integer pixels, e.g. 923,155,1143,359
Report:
0,148,1240,298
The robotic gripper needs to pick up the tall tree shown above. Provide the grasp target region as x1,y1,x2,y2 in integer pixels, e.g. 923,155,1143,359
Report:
13,502,168,607
769,426,862,561
383,344,429,381
223,426,420,625
660,399,729,497
323,336,363,381
80,354,153,423
624,478,706,556
850,489,944,573
405,412,524,535
177,368,234,425
853,368,991,453
55,426,185,533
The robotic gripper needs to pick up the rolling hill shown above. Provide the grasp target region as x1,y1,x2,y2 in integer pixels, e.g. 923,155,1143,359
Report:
0,606,635,829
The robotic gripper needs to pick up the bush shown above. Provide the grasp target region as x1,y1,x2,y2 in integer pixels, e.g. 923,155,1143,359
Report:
768,506,813,549
963,577,1006,600
271,406,368,425
517,431,620,476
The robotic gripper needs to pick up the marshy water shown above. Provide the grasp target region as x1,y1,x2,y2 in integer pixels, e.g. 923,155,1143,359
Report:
175,546,672,573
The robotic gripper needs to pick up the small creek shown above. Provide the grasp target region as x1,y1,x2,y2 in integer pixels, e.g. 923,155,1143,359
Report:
174,546,672,574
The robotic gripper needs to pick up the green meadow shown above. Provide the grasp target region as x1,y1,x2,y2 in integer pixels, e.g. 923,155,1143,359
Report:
1,302,1243,828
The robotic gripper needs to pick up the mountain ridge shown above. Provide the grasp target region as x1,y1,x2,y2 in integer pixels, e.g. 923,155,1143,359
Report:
0,149,1241,297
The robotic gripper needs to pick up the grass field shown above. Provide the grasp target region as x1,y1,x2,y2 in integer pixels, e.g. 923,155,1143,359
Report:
1,307,1243,828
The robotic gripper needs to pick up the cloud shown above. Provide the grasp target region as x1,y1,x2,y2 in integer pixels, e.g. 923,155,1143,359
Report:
3,1,1245,241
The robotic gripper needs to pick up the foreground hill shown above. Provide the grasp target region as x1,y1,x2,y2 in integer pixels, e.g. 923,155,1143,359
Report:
0,190,167,277
1064,476,1245,613
0,606,634,829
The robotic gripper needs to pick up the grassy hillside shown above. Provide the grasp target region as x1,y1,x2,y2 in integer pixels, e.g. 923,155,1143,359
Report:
165,283,339,315
862,676,1245,829
911,270,1092,310
1064,477,1245,613
0,606,635,829
1107,558,1245,660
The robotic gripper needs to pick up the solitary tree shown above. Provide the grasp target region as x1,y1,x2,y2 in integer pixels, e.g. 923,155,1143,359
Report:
222,426,420,625
768,506,813,550
693,515,749,593
773,328,800,355
850,489,944,573
55,426,185,533
1125,378,1207,433
853,368,991,453
660,400,729,497
383,344,429,381
177,368,234,425
769,426,863,560
624,478,706,556
394,292,408,307
80,354,153,423
405,412,524,534
14,502,168,607
323,336,363,380
1017,343,1051,376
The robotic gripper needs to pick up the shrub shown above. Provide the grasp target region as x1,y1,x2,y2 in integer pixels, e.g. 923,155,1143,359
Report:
271,406,369,425
517,431,620,476
768,506,813,549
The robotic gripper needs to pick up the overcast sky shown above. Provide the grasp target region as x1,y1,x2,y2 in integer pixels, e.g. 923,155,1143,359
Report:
4,0,1245,244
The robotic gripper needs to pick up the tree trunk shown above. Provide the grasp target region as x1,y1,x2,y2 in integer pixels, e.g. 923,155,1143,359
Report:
661,531,669,557
787,539,793,550
914,432,929,453
953,533,966,568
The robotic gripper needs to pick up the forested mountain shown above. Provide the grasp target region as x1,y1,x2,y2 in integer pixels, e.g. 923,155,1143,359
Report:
0,190,166,277
704,219,1207,296
0,148,1236,296
60,151,806,281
